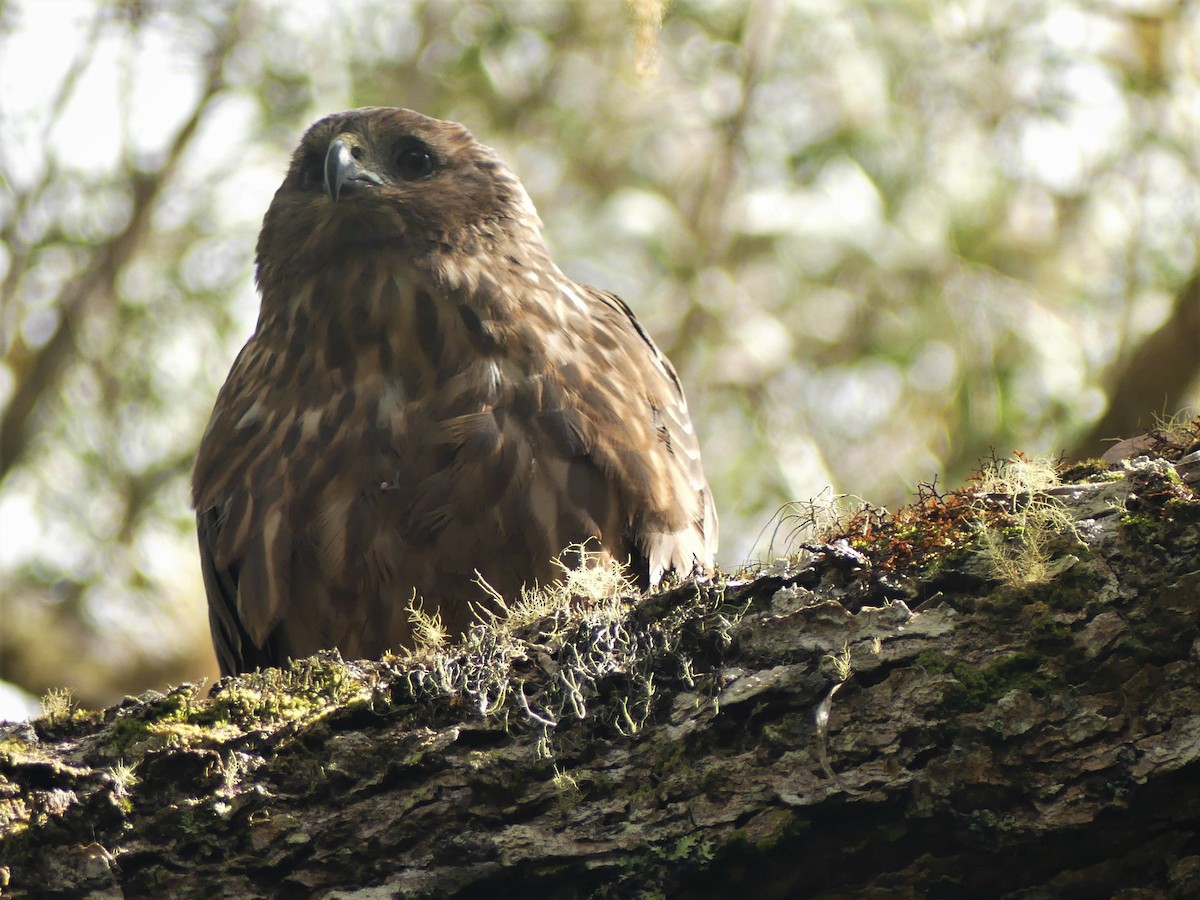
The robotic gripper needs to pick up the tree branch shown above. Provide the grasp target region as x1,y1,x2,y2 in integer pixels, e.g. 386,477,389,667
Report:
2,450,1198,896
0,13,239,482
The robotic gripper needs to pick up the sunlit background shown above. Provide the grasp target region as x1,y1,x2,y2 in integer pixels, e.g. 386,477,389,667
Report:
2,0,1198,715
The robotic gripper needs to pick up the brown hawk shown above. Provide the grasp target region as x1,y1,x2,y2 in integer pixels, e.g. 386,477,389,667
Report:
192,107,717,676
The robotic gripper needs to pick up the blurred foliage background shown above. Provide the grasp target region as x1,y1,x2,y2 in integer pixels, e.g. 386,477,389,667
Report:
2,0,1199,711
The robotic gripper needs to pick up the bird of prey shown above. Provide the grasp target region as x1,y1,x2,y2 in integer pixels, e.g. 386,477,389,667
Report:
192,107,716,676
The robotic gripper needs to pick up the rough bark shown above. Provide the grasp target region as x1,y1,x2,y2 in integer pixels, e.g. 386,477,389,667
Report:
2,449,1200,899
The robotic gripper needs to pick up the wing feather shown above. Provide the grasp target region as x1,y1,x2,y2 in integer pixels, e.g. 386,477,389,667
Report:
568,285,717,584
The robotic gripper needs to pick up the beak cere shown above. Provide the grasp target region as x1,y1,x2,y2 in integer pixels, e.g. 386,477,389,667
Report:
324,137,384,202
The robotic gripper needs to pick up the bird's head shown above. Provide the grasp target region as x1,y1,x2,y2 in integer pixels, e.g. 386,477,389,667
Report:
255,107,544,288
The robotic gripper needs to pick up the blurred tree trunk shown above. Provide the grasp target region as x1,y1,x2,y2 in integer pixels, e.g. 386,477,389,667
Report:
2,452,1199,897
1072,271,1200,461
0,28,234,483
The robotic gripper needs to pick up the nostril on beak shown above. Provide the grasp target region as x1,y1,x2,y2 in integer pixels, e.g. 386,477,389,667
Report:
324,138,384,202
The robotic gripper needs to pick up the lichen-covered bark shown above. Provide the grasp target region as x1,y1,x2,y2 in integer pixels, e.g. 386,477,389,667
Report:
2,454,1199,898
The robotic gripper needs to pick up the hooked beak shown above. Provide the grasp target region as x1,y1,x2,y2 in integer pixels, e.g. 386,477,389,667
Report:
324,137,384,202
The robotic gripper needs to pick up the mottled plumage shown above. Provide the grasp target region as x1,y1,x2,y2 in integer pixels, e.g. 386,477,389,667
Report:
193,107,716,676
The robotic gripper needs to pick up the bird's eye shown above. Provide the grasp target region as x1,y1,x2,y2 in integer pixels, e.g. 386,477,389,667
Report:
395,142,436,181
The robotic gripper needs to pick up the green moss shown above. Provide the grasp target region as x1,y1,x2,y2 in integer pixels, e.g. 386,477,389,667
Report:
1119,491,1200,546
1164,496,1200,523
643,732,691,784
927,652,1053,713
1032,575,1095,614
97,661,379,762
1121,512,1166,545
104,686,213,754
1026,612,1072,646
915,652,951,675
203,672,348,728
927,546,976,573
1057,461,1116,483
657,833,715,863
0,737,41,763
106,717,156,755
